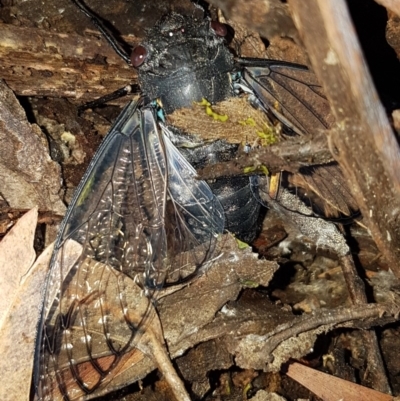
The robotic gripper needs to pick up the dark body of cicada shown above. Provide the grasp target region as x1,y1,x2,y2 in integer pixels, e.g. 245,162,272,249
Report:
136,12,266,242
34,5,335,400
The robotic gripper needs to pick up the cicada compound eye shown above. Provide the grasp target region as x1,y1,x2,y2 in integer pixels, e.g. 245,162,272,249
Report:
210,21,227,37
131,45,148,67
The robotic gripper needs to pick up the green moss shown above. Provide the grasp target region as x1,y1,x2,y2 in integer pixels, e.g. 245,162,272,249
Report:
243,166,257,174
197,98,229,122
243,164,269,176
257,123,278,145
236,237,249,249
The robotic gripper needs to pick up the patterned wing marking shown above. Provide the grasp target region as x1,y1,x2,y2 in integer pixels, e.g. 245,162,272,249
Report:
36,99,168,400
39,256,159,400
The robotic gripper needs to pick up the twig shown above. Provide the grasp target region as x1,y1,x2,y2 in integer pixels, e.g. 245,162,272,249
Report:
265,304,398,355
340,255,391,394
147,329,191,401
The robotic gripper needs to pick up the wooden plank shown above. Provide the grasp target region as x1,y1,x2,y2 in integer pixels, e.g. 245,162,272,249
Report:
288,0,400,278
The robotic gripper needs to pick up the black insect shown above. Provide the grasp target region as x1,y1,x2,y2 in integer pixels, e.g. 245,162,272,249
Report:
33,1,331,400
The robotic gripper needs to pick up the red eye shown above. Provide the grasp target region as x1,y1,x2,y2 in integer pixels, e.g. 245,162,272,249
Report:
210,21,227,37
131,45,148,67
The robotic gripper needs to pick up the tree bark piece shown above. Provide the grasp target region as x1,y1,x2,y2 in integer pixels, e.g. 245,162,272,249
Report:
288,0,398,393
0,22,134,102
288,0,400,279
0,80,65,214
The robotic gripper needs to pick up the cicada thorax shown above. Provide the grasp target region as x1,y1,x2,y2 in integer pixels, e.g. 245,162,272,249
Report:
135,13,234,114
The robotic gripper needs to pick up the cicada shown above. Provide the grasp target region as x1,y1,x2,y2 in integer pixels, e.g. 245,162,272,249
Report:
33,1,332,400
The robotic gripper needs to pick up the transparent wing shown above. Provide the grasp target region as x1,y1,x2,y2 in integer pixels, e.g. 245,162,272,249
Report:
35,99,169,400
237,58,334,136
34,99,224,400
162,127,225,281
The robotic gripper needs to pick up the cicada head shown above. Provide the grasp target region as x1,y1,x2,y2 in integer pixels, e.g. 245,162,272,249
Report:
131,13,234,113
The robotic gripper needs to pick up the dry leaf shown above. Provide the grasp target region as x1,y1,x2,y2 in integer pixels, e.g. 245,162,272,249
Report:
0,207,38,327
286,361,393,401
0,207,51,401
37,234,278,400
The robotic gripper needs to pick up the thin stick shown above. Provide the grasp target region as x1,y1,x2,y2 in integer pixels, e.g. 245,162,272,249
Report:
147,330,191,401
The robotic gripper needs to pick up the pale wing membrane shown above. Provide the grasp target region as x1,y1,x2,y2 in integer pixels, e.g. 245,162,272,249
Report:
161,128,224,282
37,99,170,400
238,58,334,135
